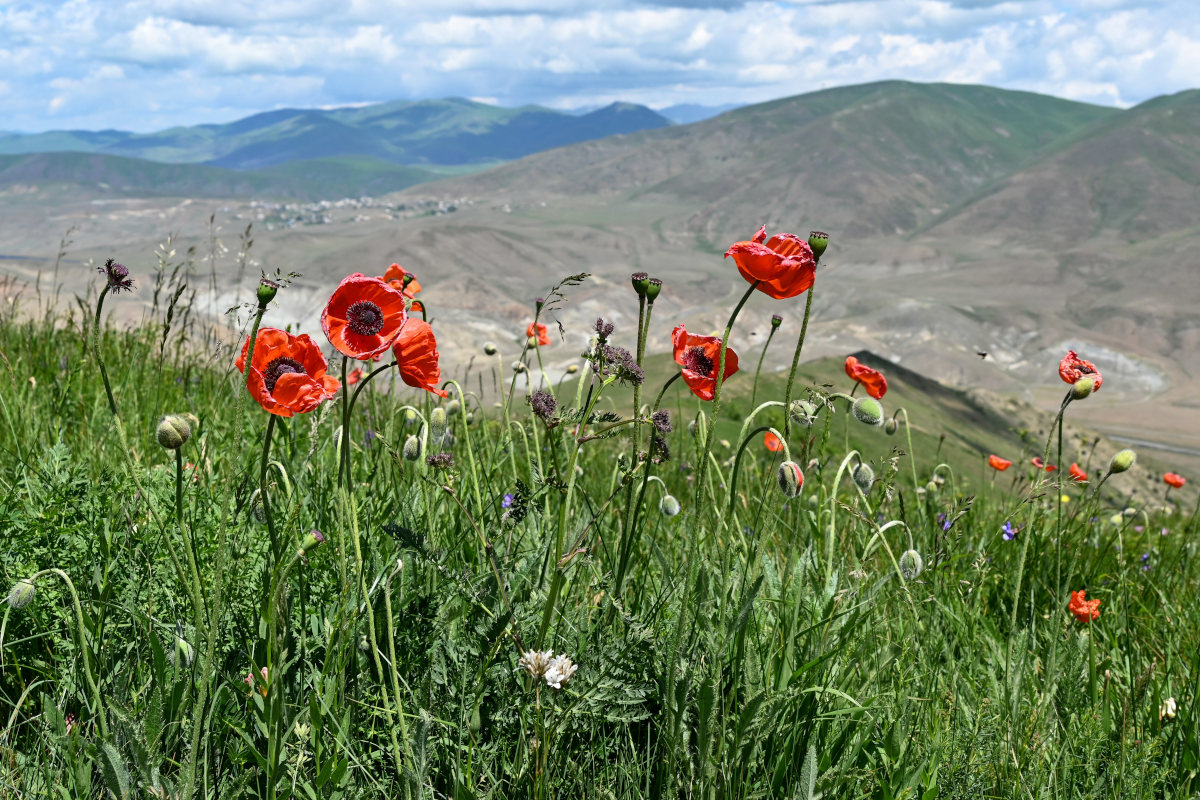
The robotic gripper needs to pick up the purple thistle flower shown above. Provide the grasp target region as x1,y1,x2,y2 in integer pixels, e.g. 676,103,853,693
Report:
98,258,134,293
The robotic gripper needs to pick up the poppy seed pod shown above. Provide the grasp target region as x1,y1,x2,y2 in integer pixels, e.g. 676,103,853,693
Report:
257,278,280,306
6,578,35,609
660,495,681,517
851,397,884,426
770,314,783,329
1072,376,1096,400
808,231,829,259
483,341,498,355
1109,449,1137,474
631,272,650,296
885,418,898,436
789,399,817,427
299,529,326,555
899,549,924,580
156,414,191,450
402,435,421,461
777,460,804,498
430,407,447,441
645,278,663,303
852,462,875,494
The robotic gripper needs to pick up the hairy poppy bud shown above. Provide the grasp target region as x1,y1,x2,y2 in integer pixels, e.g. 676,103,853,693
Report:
249,490,267,524
790,400,816,427
645,278,663,303
299,529,325,556
445,399,461,418
566,364,579,374
512,361,527,374
778,461,804,497
1072,376,1095,400
403,435,421,461
660,495,681,517
1109,449,1137,474
483,341,498,355
925,480,939,494
631,272,650,296
808,231,829,259
885,418,898,436
851,397,883,427
6,578,35,609
257,278,280,307
899,549,924,580
770,314,783,329
852,462,875,494
156,414,191,450
430,408,447,441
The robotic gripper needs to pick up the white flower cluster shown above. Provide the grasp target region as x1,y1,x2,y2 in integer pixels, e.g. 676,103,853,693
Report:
519,649,578,690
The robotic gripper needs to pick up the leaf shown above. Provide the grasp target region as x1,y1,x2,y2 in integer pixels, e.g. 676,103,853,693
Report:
797,741,817,800
90,739,131,800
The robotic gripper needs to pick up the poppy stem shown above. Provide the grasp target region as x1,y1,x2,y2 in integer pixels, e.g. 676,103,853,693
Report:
750,322,778,408
782,283,816,439
338,356,351,488
726,424,789,518
694,281,759,507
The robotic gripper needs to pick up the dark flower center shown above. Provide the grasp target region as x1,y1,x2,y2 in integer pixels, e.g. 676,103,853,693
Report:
264,357,305,392
346,301,385,336
683,346,714,377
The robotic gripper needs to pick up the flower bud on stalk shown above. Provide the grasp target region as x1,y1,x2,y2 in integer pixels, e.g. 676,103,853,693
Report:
660,495,681,517
430,407,447,441
483,341,498,356
852,397,884,427
885,418,898,436
852,462,875,495
1109,449,1137,474
6,578,36,609
402,435,422,461
899,549,924,580
777,461,804,498
299,529,325,556
156,414,191,450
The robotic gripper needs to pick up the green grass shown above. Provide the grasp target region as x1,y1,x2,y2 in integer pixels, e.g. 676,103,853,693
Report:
0,260,1197,799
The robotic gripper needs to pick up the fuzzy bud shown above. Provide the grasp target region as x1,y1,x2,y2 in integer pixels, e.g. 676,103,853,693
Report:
852,462,875,494
660,495,681,517
512,361,527,374
851,397,884,427
899,549,924,580
925,481,939,494
256,278,280,307
777,461,804,498
156,414,191,450
566,364,579,374
884,418,898,436
483,341,498,356
445,399,461,418
430,407,447,441
789,400,817,427
1108,449,1137,475
6,578,36,609
1072,376,1096,400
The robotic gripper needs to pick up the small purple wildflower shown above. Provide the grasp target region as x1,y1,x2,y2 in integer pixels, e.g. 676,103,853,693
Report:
502,493,514,508
1001,521,1018,541
529,390,557,422
651,409,672,434
593,317,615,341
1141,552,1151,571
426,452,454,470
937,513,951,531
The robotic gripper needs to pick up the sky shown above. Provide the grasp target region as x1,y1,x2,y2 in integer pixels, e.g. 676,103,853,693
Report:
0,0,1196,132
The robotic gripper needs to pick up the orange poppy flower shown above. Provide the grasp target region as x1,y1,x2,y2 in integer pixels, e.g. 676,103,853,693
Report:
1059,350,1102,392
1164,472,1186,489
392,318,448,397
672,324,739,401
1069,462,1088,482
1068,589,1100,623
347,368,363,386
844,356,888,400
527,321,550,347
322,273,407,360
1031,457,1057,472
382,263,422,298
988,455,1012,471
724,225,817,300
764,431,783,452
236,327,340,417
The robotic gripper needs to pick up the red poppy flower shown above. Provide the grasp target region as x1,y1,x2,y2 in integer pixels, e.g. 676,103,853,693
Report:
844,356,888,400
382,263,422,298
1164,472,1186,489
392,318,448,397
322,273,407,360
1059,350,1102,392
764,431,783,452
724,225,817,300
672,324,739,401
347,368,363,386
1069,463,1088,483
236,327,340,417
1031,457,1057,472
527,321,550,347
1068,589,1100,623
988,455,1012,471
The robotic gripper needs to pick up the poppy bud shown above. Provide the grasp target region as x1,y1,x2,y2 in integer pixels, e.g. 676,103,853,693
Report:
777,460,804,497
249,490,267,524
430,407,447,441
156,414,191,450
1072,376,1095,400
789,400,816,426
445,399,461,418
257,278,280,307
174,634,195,667
770,314,783,329
6,578,35,609
660,495,681,517
535,297,545,311
483,341,498,355
808,231,829,259
925,481,939,494
527,335,539,347
851,397,884,427
512,361,527,374
566,364,579,374
1108,449,1137,474
631,272,650,296
299,529,325,555
899,549,924,580
852,462,875,494
645,278,663,303
403,435,421,461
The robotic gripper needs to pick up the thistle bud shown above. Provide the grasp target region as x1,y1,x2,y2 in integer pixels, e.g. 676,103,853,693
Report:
777,461,804,498
430,408,447,441
156,414,191,450
770,314,783,329
1072,376,1095,400
445,399,461,418
808,231,829,259
899,549,924,580
660,495,681,517
851,397,883,427
483,341,498,356
884,418,898,436
631,272,650,296
256,278,280,307
6,578,36,609
852,462,875,494
790,400,817,427
1108,449,1137,475
299,529,326,556
645,278,663,303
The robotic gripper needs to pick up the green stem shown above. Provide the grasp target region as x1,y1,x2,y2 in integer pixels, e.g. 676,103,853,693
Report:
31,569,107,738
91,285,119,417
782,284,817,438
750,324,778,408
